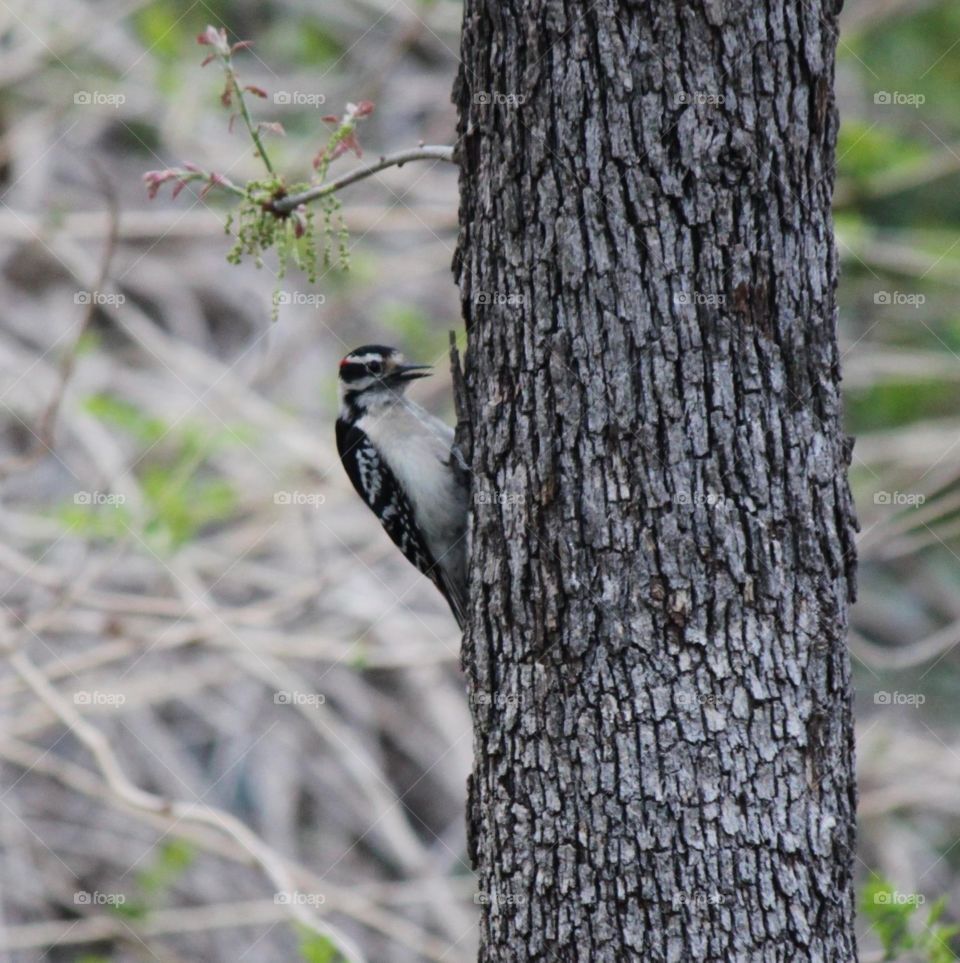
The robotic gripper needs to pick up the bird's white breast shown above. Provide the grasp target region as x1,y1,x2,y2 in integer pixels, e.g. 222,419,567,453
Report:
356,400,463,553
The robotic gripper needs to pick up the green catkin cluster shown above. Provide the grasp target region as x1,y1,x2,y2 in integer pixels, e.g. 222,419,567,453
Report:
226,186,278,269
223,181,350,320
302,207,318,283
312,195,349,272
321,196,337,270
336,203,349,269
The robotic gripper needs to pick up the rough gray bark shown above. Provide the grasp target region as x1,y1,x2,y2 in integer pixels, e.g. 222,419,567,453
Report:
452,1,858,961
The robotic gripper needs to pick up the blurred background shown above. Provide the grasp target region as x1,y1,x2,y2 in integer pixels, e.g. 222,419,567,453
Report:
0,0,957,960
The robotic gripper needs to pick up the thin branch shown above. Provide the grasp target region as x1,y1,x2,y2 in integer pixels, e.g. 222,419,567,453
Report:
0,165,119,479
270,145,455,213
0,899,296,952
199,27,277,178
0,735,461,962
227,67,277,177
0,883,478,953
2,645,367,963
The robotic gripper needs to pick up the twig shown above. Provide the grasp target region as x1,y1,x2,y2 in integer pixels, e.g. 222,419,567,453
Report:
0,166,119,479
226,66,276,177
0,735,464,962
0,899,301,952
199,26,276,178
0,881,478,952
270,146,455,213
2,645,367,963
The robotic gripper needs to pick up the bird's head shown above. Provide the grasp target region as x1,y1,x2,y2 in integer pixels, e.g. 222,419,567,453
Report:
338,345,432,412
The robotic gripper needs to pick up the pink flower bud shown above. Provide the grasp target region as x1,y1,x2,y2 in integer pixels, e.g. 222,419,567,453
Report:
291,207,307,238
197,25,227,54
340,131,362,158
143,169,176,199
200,172,227,199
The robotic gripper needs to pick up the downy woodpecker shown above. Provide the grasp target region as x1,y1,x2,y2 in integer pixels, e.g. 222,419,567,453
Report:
335,345,468,627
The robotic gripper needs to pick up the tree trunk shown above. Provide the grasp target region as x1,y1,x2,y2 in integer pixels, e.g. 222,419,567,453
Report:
452,1,858,960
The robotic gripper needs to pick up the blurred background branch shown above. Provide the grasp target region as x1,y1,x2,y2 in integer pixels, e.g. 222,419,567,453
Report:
0,0,958,959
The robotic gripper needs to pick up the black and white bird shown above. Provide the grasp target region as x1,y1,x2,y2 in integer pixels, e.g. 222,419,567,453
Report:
335,345,468,628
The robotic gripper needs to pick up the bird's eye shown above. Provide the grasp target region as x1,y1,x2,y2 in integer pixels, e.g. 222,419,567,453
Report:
367,361,383,375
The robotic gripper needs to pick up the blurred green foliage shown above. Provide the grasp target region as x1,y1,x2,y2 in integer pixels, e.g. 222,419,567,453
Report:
381,303,452,361
861,875,959,962
837,121,927,183
58,395,244,551
847,379,960,432
845,4,960,132
113,840,196,921
836,0,960,444
297,926,346,963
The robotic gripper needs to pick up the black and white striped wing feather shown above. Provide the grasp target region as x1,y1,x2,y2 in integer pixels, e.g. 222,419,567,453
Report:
336,419,462,623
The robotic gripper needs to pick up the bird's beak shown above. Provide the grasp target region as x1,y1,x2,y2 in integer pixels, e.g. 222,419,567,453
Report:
389,363,433,383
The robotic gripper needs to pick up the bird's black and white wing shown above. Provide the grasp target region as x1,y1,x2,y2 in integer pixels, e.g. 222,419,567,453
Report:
336,418,465,626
